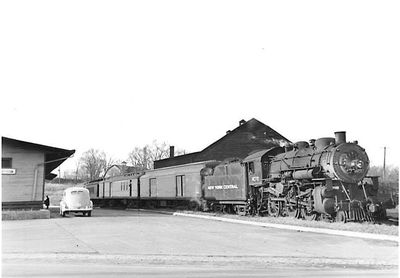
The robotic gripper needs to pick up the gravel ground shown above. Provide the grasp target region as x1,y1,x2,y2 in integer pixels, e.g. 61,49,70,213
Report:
179,211,399,236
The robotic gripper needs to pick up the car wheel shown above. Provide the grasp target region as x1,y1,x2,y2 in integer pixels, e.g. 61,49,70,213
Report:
88,211,92,217
62,211,66,217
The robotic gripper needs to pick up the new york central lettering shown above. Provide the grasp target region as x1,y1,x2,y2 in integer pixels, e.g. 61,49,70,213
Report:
207,184,238,190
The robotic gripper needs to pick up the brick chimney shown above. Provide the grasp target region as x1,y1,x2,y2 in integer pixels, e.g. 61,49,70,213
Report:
169,146,175,158
121,161,127,174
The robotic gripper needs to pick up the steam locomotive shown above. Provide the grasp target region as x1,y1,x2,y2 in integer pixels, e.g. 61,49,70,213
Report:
204,131,384,222
86,131,385,222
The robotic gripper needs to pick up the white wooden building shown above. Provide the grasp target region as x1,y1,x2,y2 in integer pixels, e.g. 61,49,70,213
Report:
2,137,75,209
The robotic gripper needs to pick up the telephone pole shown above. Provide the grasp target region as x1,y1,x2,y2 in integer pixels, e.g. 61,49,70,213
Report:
383,146,386,184
58,167,61,185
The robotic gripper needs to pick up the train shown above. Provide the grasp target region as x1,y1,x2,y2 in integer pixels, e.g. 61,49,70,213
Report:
85,131,386,222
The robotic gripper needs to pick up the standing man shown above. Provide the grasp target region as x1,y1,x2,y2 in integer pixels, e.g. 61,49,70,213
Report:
44,195,50,209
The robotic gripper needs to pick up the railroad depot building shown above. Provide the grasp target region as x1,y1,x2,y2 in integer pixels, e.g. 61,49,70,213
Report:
1,137,75,210
154,118,291,169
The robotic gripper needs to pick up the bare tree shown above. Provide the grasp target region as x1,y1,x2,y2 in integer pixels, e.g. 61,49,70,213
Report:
103,156,116,176
127,140,185,170
127,146,152,170
79,149,114,181
368,165,399,184
74,160,82,183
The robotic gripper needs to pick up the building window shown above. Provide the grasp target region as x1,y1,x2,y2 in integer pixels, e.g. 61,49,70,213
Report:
2,158,12,169
149,178,157,197
176,175,185,197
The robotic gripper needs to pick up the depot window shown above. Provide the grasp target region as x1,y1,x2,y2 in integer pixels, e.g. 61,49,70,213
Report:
1,157,12,169
2,158,12,168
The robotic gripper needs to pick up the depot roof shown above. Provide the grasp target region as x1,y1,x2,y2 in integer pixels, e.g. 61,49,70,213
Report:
2,137,75,180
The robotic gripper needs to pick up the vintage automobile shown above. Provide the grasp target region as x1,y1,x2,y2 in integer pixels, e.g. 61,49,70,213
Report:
60,187,93,217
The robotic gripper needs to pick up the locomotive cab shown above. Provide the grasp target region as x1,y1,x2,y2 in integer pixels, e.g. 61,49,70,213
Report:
243,147,285,187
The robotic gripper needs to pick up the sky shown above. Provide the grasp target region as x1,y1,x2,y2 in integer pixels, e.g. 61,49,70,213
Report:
1,0,399,175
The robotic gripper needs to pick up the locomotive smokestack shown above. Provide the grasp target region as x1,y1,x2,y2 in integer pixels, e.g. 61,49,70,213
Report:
334,131,346,145
169,146,175,158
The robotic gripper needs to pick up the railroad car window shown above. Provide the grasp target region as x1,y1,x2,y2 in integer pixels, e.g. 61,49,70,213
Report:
176,175,185,197
248,162,255,174
225,166,228,175
2,158,12,168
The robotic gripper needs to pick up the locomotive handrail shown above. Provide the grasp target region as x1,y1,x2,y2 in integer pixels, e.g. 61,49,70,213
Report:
339,181,351,201
280,158,292,169
273,149,330,160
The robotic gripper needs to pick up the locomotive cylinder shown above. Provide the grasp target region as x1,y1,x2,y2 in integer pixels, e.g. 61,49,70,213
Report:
312,186,336,215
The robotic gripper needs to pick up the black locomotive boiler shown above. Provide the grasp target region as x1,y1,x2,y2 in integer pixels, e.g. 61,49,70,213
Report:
203,131,384,222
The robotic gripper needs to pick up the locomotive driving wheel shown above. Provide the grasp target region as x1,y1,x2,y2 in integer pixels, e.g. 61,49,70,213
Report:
268,200,281,217
299,190,318,220
301,207,318,221
285,203,299,218
284,187,300,218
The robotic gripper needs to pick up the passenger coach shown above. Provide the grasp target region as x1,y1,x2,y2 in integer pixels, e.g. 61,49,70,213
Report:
85,160,216,209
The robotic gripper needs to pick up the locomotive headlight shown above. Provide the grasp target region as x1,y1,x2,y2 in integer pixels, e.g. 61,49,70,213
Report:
350,159,363,169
